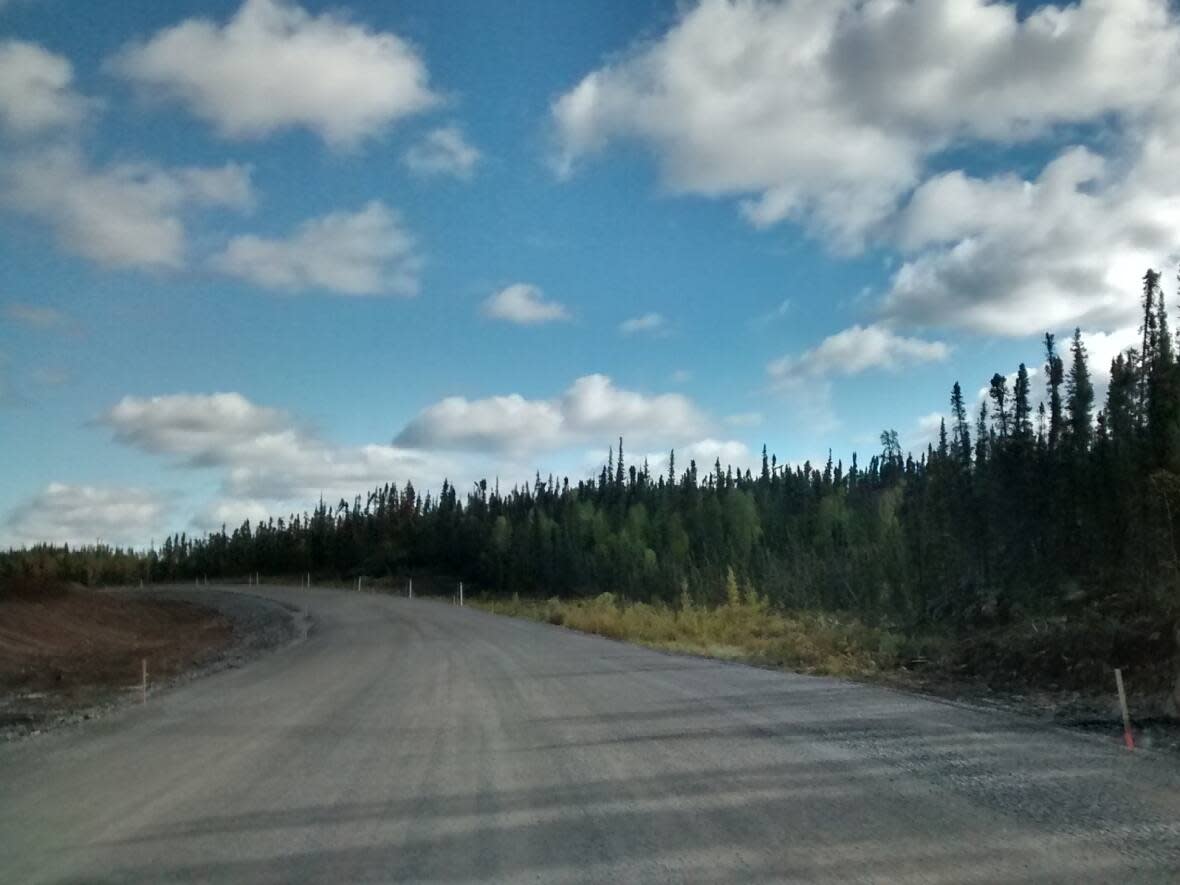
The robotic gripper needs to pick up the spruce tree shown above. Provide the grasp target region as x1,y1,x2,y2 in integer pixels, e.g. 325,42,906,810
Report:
1013,363,1033,443
951,382,971,466
1066,328,1094,453
989,373,1010,439
1045,333,1065,451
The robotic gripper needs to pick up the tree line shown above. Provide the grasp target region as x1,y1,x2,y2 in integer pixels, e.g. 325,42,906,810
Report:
7,270,1180,636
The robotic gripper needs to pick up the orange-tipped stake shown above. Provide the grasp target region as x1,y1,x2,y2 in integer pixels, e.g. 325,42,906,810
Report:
1115,668,1134,750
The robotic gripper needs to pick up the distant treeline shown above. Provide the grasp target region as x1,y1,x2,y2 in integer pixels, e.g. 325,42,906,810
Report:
7,272,1180,636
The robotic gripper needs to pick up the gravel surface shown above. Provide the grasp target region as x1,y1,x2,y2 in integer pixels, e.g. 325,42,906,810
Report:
129,586,309,677
1,585,1178,883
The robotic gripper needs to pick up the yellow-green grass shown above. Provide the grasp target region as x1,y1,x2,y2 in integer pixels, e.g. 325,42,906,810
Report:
473,575,911,679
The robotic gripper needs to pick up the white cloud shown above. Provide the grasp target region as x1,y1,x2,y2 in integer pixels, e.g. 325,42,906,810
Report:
481,283,570,325
683,438,754,468
619,312,667,335
396,373,712,454
212,201,420,295
640,439,757,476
102,391,455,504
975,366,1040,405
766,324,948,435
192,497,273,532
1080,325,1141,385
104,392,290,466
4,483,169,548
397,394,562,453
883,146,1180,335
2,148,254,269
0,39,91,135
553,0,1180,248
403,125,480,179
221,441,451,502
111,0,437,147
909,412,948,451
768,323,949,384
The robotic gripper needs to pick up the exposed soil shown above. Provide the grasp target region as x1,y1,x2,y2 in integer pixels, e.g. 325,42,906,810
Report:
0,581,304,739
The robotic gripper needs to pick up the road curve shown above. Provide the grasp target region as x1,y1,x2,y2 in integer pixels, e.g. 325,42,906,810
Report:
1,585,1179,883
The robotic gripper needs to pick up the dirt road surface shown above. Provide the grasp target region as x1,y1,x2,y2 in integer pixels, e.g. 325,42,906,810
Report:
2,585,1178,883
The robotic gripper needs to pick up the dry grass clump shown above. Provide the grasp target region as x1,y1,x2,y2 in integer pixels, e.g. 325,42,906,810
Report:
476,570,906,678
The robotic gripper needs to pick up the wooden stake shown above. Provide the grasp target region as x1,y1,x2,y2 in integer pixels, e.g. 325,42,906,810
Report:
141,658,147,705
1115,667,1134,750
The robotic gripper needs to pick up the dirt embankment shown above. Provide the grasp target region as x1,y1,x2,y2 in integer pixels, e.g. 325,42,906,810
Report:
0,580,301,738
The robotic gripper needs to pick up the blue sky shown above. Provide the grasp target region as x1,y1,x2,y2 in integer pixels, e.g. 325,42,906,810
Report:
2,0,1178,547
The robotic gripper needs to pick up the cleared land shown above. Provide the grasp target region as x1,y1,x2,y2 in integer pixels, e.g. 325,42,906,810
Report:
2,584,1180,883
0,582,233,735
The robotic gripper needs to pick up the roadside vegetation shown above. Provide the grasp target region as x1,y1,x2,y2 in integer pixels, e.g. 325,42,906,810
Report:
475,570,913,679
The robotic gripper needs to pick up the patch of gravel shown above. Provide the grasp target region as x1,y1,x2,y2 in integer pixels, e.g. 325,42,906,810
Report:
134,587,310,677
876,669,1180,756
1,587,309,741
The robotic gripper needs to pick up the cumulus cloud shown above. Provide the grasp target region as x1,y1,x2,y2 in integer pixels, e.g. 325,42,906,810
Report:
111,0,437,147
2,148,254,269
403,125,480,179
639,438,757,477
553,0,1180,248
0,39,92,136
102,391,455,504
682,438,754,467
212,201,420,295
395,373,712,454
766,324,948,434
4,483,169,548
481,283,570,324
192,497,273,532
94,385,729,532
1079,325,1141,385
768,324,949,385
104,392,290,465
555,0,1180,335
883,146,1180,336
619,312,667,335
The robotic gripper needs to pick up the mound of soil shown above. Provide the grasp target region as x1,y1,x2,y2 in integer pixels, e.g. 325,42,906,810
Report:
0,581,233,733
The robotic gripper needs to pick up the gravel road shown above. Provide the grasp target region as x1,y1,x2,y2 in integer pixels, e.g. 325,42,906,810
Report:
1,585,1178,883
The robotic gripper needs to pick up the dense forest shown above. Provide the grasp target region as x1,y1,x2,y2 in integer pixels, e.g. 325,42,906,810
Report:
7,271,1180,640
